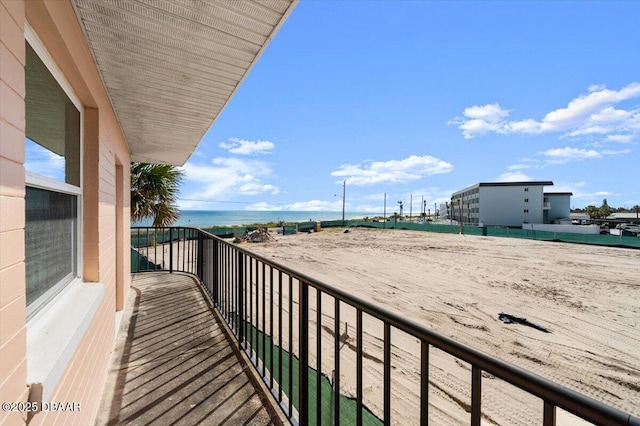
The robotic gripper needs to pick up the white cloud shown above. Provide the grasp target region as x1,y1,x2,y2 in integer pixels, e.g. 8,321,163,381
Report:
496,171,533,182
219,137,275,155
449,82,640,142
179,157,279,207
331,155,453,185
605,134,634,144
506,164,532,171
246,200,344,211
539,147,601,164
538,147,629,164
463,103,510,121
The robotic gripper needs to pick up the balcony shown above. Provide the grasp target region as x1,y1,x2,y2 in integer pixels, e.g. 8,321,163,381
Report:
543,202,552,210
113,227,639,426
96,271,285,425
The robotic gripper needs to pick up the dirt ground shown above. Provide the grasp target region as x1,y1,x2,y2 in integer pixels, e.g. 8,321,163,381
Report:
241,227,640,425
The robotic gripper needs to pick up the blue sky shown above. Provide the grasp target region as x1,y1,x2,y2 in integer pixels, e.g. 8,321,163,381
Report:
178,1,640,212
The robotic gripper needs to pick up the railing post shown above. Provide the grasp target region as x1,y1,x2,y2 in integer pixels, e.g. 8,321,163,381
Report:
384,323,391,425
471,366,482,426
299,281,309,425
169,227,173,273
237,250,244,345
421,341,429,425
544,401,556,426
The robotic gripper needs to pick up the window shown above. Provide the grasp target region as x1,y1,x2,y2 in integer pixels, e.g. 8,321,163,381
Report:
24,33,82,321
524,209,529,213
524,188,529,192
524,198,529,203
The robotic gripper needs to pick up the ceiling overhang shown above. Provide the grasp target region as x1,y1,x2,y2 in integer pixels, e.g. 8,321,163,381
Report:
71,0,297,165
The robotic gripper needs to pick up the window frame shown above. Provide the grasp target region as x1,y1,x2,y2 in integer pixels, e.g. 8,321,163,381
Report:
24,23,84,322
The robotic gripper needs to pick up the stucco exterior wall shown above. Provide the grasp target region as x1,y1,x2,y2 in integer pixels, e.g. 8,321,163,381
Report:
478,185,545,226
1,1,131,424
546,194,571,223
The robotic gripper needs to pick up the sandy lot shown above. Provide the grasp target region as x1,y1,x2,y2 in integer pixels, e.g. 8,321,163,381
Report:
240,227,640,425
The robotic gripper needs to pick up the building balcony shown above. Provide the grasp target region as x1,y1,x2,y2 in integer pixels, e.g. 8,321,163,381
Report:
108,226,639,426
543,202,552,210
96,271,285,425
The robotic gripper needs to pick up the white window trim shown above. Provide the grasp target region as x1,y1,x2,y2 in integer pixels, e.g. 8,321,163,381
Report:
25,22,97,402
24,23,84,293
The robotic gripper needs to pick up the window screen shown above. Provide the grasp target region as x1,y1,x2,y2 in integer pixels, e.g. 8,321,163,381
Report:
25,187,78,318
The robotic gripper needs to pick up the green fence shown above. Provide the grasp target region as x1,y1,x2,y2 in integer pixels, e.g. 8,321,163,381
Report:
328,220,640,249
130,220,639,250
245,323,382,426
130,247,161,271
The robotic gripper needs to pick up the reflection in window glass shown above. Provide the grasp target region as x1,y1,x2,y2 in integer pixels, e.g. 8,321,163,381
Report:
25,138,65,181
24,43,80,186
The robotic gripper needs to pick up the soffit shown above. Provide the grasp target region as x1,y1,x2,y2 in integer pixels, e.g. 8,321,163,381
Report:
71,0,296,165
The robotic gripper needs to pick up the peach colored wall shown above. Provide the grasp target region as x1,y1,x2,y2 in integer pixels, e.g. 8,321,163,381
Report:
1,0,131,424
0,0,29,424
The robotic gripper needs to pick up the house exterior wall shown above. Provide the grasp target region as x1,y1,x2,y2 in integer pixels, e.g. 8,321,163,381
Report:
545,193,571,224
478,185,545,226
0,1,130,425
0,2,29,425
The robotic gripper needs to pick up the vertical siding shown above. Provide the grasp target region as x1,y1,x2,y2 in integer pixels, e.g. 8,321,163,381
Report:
0,2,28,425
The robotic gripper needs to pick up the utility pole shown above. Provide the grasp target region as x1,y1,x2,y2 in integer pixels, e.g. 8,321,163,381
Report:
409,194,413,220
342,180,346,226
383,193,387,229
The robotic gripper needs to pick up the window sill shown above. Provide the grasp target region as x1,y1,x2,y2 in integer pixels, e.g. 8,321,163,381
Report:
26,279,104,402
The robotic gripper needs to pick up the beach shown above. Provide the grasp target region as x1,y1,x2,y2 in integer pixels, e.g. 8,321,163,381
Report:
240,227,640,425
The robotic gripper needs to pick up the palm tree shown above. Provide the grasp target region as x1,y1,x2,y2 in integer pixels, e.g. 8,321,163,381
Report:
131,162,184,226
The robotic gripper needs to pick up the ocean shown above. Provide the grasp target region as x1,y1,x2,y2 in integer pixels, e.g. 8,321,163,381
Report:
131,210,376,228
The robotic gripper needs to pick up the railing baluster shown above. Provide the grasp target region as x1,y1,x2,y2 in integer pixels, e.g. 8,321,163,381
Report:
421,341,429,425
237,251,244,346
471,365,482,426
334,298,341,426
270,265,274,390
316,288,322,426
213,239,218,305
357,308,363,426
288,275,293,418
544,401,556,426
384,322,391,425
262,262,266,372
169,228,173,273
278,270,283,404
249,257,254,355
299,280,309,425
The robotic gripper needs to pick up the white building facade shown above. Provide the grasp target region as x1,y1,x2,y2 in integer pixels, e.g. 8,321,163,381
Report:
451,181,555,227
544,192,573,224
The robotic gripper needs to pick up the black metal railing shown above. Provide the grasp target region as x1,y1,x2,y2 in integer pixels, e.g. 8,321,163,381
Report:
131,227,639,426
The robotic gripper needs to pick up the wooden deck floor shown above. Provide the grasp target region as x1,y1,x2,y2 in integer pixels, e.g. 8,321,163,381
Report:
96,272,283,426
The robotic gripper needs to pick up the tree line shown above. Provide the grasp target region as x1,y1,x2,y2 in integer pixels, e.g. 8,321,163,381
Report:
571,199,640,219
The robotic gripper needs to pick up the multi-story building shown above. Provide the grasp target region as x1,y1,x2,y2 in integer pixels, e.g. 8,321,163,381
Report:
450,181,565,227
